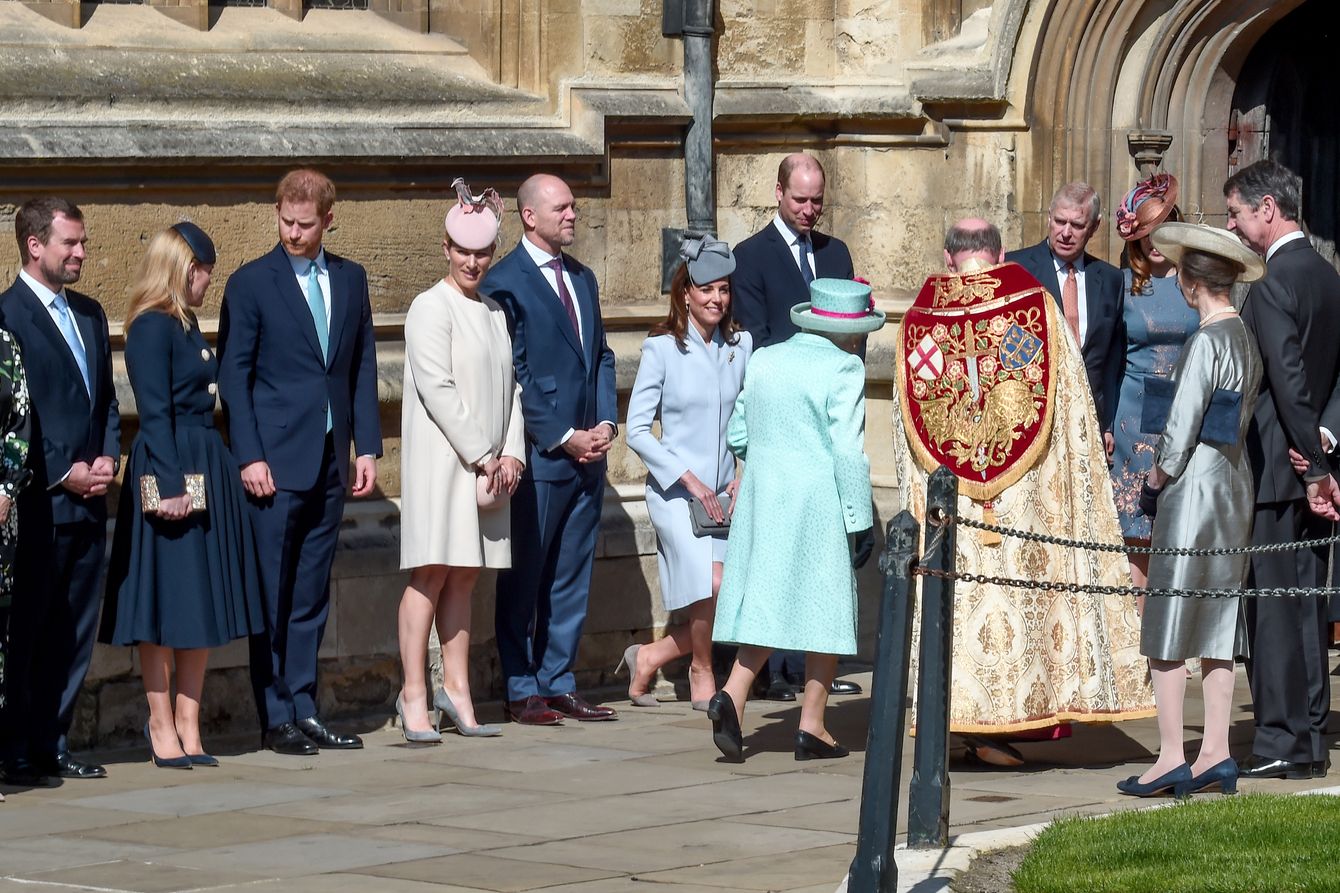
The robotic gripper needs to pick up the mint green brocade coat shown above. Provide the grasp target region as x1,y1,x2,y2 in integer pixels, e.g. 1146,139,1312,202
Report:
713,333,873,655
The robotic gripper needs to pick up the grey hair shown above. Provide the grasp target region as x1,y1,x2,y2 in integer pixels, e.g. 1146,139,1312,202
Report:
1049,182,1102,227
1224,160,1302,221
944,222,1002,257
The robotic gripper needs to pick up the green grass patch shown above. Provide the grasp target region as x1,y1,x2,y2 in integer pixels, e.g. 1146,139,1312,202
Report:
1012,793,1340,893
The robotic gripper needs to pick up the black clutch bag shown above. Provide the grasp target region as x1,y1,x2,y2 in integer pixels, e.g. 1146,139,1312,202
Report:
689,492,732,538
1140,375,1242,446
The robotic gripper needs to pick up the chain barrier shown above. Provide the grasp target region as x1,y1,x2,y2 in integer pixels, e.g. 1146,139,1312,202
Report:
913,508,1340,598
946,511,1340,557
910,564,1340,599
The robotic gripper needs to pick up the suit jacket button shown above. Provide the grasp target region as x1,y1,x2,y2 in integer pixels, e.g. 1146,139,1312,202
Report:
207,382,218,395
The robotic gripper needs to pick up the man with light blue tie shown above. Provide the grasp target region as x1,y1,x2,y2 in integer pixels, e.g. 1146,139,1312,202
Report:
218,169,382,756
0,198,120,784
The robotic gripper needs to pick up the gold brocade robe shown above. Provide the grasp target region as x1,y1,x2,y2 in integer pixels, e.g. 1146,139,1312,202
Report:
893,299,1155,733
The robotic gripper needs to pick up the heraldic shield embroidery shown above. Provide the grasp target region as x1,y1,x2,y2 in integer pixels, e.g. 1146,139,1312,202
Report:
895,262,1059,501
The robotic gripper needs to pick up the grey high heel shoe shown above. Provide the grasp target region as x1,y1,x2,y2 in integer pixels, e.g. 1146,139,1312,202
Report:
616,643,659,707
396,693,443,744
434,688,502,737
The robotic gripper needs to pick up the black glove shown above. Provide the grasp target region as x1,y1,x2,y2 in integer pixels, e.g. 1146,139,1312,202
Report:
1139,482,1161,520
850,527,875,570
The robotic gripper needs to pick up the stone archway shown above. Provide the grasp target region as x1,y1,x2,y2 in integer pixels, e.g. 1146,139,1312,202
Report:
1012,0,1307,260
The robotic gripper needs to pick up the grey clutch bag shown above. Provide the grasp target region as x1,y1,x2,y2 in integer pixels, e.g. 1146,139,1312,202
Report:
689,492,732,538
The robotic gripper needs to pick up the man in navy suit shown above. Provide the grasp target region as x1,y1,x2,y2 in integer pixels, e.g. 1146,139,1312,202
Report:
1006,182,1125,449
731,154,863,701
481,173,619,725
0,198,119,783
218,169,382,755
733,153,855,348
1224,161,1338,782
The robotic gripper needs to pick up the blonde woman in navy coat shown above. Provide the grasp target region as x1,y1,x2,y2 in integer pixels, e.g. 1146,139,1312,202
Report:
622,237,751,709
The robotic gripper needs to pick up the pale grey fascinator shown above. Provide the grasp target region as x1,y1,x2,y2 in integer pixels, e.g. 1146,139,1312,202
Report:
679,235,736,286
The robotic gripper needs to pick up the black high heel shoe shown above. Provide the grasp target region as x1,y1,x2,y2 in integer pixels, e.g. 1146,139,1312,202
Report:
795,730,849,761
1174,758,1238,797
143,723,192,770
706,691,744,763
1116,763,1189,797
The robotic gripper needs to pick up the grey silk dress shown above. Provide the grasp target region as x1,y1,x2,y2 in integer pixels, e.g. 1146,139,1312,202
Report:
1142,315,1261,661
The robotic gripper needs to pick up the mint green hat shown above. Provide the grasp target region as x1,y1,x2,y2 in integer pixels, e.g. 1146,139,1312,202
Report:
790,278,885,335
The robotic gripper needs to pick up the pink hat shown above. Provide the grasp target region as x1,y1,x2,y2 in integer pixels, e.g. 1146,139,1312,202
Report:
445,177,503,251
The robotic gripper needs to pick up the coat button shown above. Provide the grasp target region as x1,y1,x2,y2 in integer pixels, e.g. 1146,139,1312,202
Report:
207,382,218,395
201,348,211,361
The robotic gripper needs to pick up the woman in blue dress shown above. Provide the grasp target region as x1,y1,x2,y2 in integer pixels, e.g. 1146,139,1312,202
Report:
1110,174,1197,590
623,237,750,709
101,224,263,768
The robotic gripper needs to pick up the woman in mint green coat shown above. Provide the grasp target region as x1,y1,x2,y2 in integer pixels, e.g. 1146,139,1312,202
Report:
708,278,881,763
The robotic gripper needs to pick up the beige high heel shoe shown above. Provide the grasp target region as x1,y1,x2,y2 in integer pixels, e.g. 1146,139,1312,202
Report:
616,644,659,707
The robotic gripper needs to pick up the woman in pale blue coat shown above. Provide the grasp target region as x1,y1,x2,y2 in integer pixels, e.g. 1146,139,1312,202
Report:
623,237,751,709
708,278,881,763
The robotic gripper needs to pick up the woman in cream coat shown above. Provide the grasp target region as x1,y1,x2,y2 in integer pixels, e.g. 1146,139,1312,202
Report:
623,237,751,709
397,182,524,741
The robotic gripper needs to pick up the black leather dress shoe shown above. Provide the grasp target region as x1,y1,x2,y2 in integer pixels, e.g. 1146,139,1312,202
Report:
263,722,318,755
543,693,618,721
295,715,363,749
1,758,50,787
50,754,106,779
794,729,849,761
1313,758,1331,778
829,679,863,696
1237,755,1313,780
763,681,797,702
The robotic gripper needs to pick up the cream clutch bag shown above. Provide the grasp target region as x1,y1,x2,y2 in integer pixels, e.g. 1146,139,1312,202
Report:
140,474,207,514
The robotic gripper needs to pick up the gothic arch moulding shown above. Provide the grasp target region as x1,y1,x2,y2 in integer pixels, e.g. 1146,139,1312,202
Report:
1011,0,1303,260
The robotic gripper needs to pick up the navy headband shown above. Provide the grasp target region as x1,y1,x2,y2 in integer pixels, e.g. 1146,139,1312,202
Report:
171,221,216,265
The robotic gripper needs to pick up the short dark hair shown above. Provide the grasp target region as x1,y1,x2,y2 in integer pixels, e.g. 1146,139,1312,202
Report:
1224,160,1301,221
15,197,83,262
944,222,1002,257
1179,249,1243,294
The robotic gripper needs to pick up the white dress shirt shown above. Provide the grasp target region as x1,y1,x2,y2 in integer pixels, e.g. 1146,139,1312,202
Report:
772,213,815,279
521,237,584,348
1051,251,1090,346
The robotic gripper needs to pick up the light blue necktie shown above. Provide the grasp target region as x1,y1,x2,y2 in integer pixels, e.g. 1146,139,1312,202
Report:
53,293,91,396
306,261,333,433
797,237,815,285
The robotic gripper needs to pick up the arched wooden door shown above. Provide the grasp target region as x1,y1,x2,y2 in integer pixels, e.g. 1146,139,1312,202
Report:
1229,0,1340,265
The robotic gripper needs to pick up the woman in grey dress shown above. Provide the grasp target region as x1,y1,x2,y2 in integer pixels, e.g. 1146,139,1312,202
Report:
1116,223,1265,799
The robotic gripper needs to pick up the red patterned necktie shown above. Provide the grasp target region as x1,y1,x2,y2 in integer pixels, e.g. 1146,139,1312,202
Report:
546,258,581,339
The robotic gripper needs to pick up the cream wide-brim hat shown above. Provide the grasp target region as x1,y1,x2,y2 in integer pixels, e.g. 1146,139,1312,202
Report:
1150,222,1266,283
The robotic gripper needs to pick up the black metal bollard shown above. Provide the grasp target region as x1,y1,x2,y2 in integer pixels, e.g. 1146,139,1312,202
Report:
908,465,958,848
848,511,920,893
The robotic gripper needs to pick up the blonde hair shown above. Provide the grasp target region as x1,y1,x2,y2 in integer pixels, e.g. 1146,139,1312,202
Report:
125,228,198,332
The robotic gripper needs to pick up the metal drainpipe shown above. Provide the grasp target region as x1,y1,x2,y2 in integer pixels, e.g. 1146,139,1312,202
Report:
661,0,717,290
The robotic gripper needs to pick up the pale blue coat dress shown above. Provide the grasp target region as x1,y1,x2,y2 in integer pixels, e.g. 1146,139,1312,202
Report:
714,333,873,655
626,325,752,611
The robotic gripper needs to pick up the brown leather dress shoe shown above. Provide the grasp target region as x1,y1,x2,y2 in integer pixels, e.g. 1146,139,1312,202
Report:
505,695,565,725
544,693,619,721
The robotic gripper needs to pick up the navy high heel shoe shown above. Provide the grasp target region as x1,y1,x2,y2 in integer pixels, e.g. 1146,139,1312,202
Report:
1174,758,1238,797
1116,763,1189,797
143,723,192,770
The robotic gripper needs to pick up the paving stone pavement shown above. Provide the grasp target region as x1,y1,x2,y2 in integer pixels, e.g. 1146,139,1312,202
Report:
2,663,1337,892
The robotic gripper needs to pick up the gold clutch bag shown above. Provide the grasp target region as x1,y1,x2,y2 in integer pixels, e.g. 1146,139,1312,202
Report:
140,473,207,514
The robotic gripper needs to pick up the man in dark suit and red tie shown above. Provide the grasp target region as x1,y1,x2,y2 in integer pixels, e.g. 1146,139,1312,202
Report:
1006,182,1125,451
481,173,620,726
0,198,120,784
1224,160,1339,782
730,153,863,702
218,169,382,755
